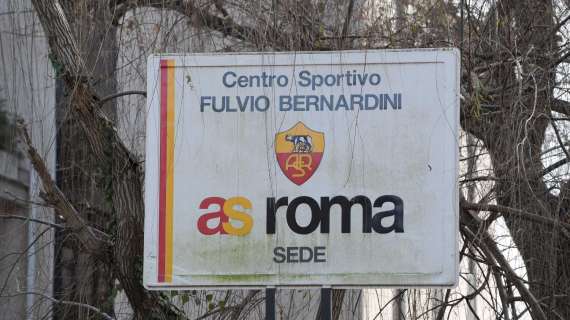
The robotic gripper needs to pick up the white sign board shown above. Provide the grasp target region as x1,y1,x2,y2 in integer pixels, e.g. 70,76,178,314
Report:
144,49,459,289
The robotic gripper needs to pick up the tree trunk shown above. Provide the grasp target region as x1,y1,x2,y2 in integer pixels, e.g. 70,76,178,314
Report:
30,1,183,318
54,1,118,318
464,1,570,318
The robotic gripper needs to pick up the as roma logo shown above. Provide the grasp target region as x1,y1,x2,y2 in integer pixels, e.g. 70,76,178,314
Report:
275,122,324,185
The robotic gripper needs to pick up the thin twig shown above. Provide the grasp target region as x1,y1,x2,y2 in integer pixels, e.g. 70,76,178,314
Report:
340,0,355,49
1,291,114,320
0,213,63,229
461,224,547,320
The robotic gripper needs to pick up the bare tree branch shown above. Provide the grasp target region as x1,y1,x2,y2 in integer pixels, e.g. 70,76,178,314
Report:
17,120,109,251
551,98,570,116
461,201,570,234
461,225,547,320
98,90,146,106
541,157,569,176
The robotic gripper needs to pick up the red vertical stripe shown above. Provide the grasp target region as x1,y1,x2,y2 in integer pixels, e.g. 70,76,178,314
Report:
158,60,168,282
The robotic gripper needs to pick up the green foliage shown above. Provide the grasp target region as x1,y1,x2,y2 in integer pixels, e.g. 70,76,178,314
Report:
0,94,18,154
103,284,120,314
180,293,189,305
48,52,64,77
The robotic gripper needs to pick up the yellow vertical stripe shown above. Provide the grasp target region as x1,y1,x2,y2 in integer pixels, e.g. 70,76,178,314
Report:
165,60,175,282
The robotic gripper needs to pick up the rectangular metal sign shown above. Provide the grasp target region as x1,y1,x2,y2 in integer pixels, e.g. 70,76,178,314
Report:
144,49,459,289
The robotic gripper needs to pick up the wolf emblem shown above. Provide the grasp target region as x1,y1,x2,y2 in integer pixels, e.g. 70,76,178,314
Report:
285,135,313,153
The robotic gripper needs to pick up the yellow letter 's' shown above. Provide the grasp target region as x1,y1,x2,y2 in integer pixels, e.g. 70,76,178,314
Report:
222,197,253,236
